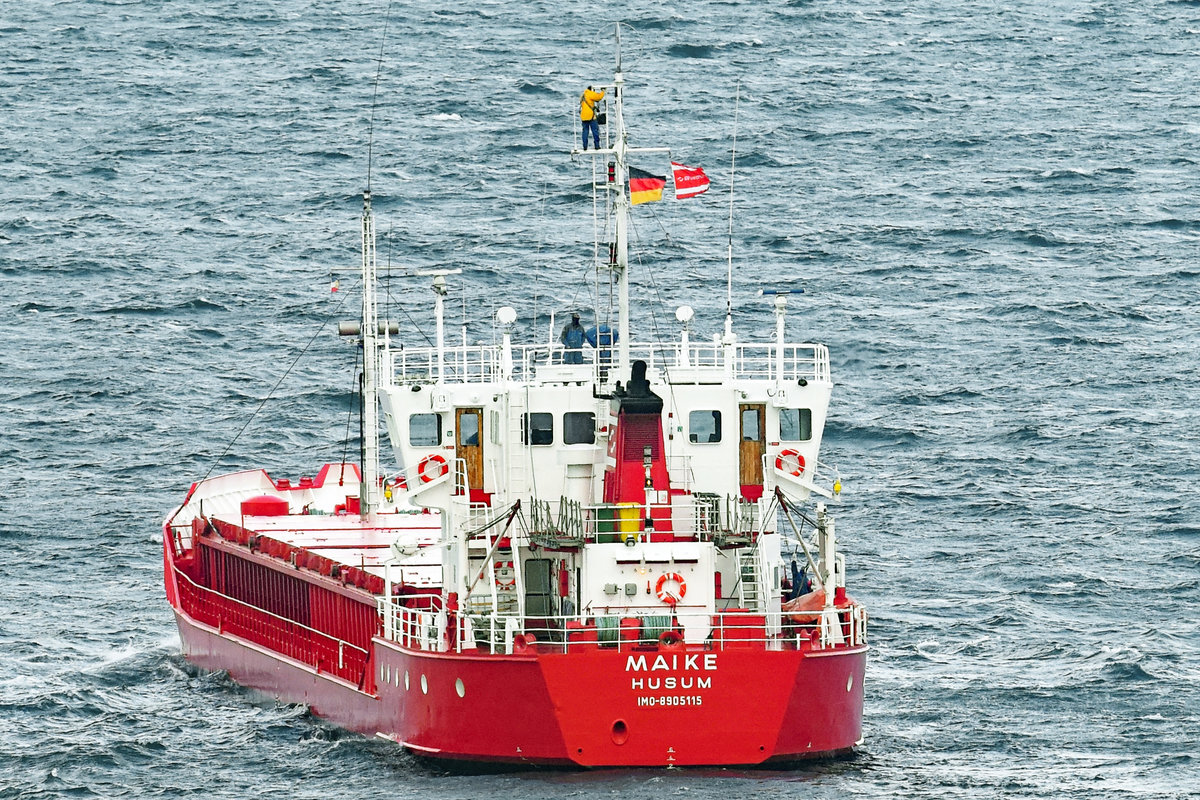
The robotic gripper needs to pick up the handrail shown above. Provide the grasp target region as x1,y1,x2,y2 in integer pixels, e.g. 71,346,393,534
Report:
172,564,369,683
507,496,764,544
388,341,830,386
376,595,866,655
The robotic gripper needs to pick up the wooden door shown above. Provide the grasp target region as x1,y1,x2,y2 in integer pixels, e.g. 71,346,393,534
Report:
455,407,484,490
739,404,765,491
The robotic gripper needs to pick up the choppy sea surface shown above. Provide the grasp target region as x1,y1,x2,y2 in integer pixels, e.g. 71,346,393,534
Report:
2,1,1198,797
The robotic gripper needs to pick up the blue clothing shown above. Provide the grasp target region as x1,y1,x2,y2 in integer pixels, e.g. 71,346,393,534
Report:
561,320,586,364
582,118,600,150
584,324,617,365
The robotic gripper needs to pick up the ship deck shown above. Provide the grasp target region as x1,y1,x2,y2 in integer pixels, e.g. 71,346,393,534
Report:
217,512,441,571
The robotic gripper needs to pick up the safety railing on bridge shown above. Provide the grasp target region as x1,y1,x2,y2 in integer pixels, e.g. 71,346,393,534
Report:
387,342,830,386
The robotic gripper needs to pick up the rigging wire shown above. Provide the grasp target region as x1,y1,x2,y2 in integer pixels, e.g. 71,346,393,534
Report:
197,282,356,487
365,0,396,194
339,342,364,475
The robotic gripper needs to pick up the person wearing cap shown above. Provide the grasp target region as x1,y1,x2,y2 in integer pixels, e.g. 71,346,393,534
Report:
579,86,605,150
560,312,586,364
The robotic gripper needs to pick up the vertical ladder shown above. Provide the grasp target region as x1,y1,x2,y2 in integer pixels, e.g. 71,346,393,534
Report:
737,550,761,611
506,394,528,497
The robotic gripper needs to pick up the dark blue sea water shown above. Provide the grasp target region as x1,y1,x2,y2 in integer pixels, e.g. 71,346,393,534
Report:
2,1,1198,797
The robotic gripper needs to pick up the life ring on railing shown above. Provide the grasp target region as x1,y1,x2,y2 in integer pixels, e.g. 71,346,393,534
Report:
494,561,516,590
655,572,687,605
775,449,806,477
417,454,448,483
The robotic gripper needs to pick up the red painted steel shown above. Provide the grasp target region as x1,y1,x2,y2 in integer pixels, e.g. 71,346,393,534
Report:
166,535,866,767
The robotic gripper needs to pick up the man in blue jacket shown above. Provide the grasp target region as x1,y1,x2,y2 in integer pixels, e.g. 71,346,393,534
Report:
560,312,586,363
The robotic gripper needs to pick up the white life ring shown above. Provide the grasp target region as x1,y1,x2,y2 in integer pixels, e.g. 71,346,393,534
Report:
417,454,448,483
775,449,806,477
495,561,515,590
655,572,687,605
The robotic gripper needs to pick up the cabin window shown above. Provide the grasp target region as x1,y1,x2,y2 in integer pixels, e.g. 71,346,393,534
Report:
522,412,554,445
780,408,813,441
741,407,761,441
459,410,480,446
409,413,442,446
689,410,722,443
563,412,596,445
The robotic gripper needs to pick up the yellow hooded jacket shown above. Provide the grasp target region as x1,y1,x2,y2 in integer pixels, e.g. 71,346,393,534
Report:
580,87,606,121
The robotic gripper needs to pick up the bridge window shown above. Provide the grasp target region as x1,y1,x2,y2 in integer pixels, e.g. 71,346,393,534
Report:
409,413,441,446
563,412,596,445
688,410,722,443
522,412,554,446
780,408,813,441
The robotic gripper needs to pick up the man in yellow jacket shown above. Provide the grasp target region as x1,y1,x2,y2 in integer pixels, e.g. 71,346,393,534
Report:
580,85,606,150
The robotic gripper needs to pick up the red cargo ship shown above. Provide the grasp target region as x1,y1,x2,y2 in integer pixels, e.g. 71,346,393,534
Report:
163,33,867,767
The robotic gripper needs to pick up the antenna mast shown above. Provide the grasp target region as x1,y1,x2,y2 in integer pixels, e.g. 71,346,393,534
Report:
579,23,670,380
612,31,631,373
359,190,381,515
725,80,740,338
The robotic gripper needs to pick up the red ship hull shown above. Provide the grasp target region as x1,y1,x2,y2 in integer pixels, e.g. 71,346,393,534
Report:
173,599,865,767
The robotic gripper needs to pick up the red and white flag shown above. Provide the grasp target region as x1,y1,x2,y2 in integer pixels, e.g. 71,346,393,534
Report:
671,161,710,199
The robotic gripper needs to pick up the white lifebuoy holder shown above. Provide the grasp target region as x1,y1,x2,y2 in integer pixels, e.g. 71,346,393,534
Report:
775,449,806,477
494,561,515,590
655,572,687,605
417,454,448,483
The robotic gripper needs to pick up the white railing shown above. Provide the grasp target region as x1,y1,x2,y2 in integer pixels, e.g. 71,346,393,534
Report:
387,341,830,386
375,598,866,656
506,496,760,545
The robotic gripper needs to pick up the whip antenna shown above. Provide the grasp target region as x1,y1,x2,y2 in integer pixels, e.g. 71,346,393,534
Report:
366,1,396,193
725,80,740,335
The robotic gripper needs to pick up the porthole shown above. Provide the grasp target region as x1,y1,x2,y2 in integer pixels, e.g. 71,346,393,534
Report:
404,670,410,690
847,673,854,692
420,674,428,695
455,678,465,698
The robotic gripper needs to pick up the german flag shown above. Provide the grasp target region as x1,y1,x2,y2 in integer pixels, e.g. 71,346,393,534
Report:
629,166,666,205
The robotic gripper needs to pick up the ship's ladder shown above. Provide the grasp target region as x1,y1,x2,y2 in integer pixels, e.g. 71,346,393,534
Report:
737,549,763,611
505,393,529,497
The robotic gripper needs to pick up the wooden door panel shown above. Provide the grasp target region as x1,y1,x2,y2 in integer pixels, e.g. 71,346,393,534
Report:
456,407,484,490
738,404,765,488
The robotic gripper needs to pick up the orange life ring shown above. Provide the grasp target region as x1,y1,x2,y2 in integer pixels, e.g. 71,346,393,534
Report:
654,572,687,605
417,454,448,483
775,449,806,477
495,561,516,590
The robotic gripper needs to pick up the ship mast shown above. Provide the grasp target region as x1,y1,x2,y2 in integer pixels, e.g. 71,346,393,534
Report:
603,25,670,378
359,189,381,515
611,32,631,374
